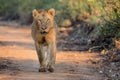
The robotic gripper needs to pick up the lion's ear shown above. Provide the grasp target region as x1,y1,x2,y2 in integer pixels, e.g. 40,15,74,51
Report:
32,9,39,18
48,8,55,17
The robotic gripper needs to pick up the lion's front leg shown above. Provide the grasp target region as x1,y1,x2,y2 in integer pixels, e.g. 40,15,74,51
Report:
47,42,56,72
35,42,46,72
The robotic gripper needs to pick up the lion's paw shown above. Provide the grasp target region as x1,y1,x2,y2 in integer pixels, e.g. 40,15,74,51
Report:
39,68,47,72
48,66,54,72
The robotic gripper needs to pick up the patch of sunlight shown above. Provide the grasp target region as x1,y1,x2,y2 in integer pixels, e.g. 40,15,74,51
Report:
59,0,63,2
88,0,95,2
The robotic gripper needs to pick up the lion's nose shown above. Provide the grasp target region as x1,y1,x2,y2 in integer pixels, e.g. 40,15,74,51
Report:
41,26,47,30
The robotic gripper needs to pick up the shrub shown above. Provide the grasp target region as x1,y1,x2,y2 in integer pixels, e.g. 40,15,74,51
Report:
0,0,104,25
99,0,120,39
0,0,19,20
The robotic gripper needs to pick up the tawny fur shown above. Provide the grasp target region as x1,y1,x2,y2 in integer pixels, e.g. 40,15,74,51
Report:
31,8,57,72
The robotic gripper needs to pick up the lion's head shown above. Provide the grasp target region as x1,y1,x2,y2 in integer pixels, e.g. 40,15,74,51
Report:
32,8,55,35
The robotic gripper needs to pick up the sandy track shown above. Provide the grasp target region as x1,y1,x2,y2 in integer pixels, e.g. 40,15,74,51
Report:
0,25,103,80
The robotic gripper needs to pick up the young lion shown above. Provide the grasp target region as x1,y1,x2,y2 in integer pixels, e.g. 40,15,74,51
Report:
31,8,57,72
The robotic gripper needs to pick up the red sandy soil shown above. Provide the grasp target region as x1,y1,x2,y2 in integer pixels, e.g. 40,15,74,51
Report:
0,25,104,80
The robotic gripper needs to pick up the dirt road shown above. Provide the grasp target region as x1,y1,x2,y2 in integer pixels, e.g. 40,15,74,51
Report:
0,25,104,80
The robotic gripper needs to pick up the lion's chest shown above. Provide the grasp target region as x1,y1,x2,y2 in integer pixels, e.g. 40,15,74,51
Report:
36,34,48,46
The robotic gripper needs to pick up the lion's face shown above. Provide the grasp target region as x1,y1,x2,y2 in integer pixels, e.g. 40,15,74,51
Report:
36,12,52,35
32,9,55,35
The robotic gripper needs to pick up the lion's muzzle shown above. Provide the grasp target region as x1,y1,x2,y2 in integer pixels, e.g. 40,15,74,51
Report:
40,31,48,35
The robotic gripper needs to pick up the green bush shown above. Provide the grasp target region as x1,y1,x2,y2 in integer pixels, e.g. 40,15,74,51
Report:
99,0,120,39
0,0,19,20
0,0,104,25
0,0,59,24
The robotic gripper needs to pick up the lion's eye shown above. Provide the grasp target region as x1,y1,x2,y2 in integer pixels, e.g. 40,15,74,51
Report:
38,19,42,22
46,19,50,23
38,19,42,24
